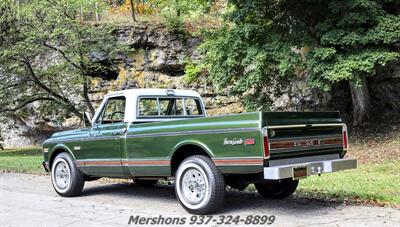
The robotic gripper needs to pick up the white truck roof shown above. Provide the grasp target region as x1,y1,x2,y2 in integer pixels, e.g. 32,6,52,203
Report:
105,88,201,99
92,89,205,123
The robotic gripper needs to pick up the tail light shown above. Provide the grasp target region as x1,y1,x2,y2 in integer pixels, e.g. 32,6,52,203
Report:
343,125,348,150
263,128,270,158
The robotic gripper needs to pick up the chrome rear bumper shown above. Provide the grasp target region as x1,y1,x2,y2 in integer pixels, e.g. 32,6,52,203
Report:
264,158,357,180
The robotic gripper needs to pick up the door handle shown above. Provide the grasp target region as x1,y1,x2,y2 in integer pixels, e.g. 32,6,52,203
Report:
112,127,127,135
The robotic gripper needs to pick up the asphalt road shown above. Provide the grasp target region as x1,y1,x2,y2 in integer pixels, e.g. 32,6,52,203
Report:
0,173,399,227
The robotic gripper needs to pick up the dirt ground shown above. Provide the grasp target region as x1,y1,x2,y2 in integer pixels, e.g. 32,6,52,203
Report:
346,123,400,163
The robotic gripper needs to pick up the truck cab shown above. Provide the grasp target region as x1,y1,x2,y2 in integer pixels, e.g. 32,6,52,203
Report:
89,88,206,125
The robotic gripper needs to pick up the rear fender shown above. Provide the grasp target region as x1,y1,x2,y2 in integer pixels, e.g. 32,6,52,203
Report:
170,140,215,159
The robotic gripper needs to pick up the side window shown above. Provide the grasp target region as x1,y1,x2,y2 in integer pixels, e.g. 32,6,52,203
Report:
137,96,204,118
138,98,158,116
185,98,203,116
159,98,184,116
97,97,126,124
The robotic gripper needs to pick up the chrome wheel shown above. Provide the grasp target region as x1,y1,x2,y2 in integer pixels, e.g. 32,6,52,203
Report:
175,155,225,214
52,158,71,193
176,163,211,210
181,168,206,204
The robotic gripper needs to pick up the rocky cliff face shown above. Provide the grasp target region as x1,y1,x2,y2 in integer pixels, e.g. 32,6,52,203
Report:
1,23,399,148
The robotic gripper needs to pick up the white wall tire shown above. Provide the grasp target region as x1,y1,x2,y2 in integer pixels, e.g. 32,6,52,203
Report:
51,153,84,197
175,155,225,214
51,158,72,193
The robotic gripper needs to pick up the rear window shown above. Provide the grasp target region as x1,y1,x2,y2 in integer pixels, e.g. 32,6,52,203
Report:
159,98,184,116
138,97,203,118
138,98,158,116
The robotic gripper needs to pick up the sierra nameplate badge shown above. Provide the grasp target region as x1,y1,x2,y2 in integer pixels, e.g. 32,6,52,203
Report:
223,138,243,145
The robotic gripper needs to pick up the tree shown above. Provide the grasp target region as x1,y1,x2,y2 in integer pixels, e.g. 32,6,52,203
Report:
200,0,303,110
201,25,299,110
201,0,400,125
306,0,400,125
0,0,126,121
129,0,137,22
0,132,3,150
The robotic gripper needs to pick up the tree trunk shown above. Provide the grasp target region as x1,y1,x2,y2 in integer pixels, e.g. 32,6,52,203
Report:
176,0,181,17
15,0,20,18
83,77,95,117
95,2,100,22
130,0,137,22
349,75,372,126
23,59,82,118
80,4,83,20
0,133,3,150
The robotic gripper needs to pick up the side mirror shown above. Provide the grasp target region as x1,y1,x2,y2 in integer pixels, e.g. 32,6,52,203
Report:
83,112,92,127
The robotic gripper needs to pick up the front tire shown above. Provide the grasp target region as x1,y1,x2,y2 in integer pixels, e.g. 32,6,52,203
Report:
255,178,298,199
175,155,225,214
51,152,84,197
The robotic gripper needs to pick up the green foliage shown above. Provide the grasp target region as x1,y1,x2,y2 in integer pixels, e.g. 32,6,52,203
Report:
307,0,400,90
156,0,213,19
160,8,185,34
309,48,399,90
0,0,128,120
157,0,215,36
201,8,301,110
201,0,400,110
183,59,205,83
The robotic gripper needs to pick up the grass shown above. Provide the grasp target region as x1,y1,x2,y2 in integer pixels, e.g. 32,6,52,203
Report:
245,161,400,207
295,161,400,206
300,161,400,206
0,147,44,174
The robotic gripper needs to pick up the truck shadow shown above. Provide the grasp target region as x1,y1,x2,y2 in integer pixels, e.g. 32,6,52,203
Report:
81,181,343,214
221,189,343,214
81,181,177,202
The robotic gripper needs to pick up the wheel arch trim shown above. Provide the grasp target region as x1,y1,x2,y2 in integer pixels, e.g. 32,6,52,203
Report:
169,140,215,159
48,144,76,170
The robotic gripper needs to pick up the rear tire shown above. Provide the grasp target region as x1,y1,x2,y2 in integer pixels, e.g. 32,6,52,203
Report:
175,155,225,214
133,179,158,186
51,152,84,197
255,179,298,199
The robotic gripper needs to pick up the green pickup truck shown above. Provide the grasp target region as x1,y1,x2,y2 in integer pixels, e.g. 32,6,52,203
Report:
42,88,357,214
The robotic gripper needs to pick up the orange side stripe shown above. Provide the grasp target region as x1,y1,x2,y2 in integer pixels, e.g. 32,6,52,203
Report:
122,161,170,165
84,161,121,165
214,159,263,164
77,160,171,166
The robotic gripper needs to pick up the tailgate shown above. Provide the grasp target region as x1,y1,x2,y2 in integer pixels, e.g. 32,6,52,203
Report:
261,112,347,161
